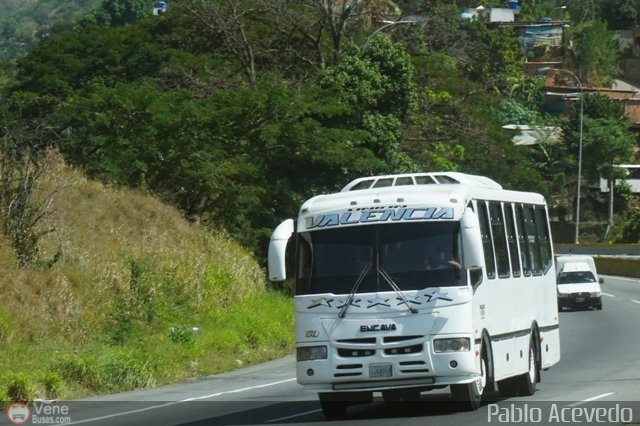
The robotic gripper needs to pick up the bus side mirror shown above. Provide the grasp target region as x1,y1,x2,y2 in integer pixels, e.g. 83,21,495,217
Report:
460,207,485,270
268,219,294,281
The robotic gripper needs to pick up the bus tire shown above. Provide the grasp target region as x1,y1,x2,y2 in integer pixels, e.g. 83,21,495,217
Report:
514,336,538,396
450,344,487,411
450,382,481,411
497,376,518,397
480,334,495,399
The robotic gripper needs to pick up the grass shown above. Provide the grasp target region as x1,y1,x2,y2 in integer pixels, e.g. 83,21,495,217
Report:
0,152,294,401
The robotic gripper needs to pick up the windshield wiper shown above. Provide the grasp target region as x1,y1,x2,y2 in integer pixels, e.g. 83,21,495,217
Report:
339,263,372,318
378,266,418,314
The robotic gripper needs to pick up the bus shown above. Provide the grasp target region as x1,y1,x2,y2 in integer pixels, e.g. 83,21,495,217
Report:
598,164,640,194
268,172,560,418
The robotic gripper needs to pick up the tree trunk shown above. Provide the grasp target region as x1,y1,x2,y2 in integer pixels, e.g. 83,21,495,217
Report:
608,176,614,228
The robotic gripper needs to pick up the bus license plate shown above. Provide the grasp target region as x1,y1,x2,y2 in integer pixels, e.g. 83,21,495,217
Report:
369,364,392,378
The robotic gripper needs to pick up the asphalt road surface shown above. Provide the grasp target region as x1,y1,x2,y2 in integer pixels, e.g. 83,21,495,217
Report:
4,275,640,426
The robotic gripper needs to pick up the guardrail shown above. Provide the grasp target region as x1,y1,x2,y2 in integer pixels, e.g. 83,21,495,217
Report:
555,243,640,256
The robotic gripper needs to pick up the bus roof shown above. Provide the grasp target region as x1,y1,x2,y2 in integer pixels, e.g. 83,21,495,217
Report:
299,172,546,218
341,172,502,192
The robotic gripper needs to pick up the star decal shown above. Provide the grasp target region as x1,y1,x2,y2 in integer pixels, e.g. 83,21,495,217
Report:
396,296,422,306
337,299,361,309
367,296,390,308
307,297,334,309
424,291,453,303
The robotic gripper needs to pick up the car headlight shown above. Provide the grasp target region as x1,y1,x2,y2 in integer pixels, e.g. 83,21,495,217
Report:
557,292,570,298
297,345,327,361
433,337,470,353
590,292,601,297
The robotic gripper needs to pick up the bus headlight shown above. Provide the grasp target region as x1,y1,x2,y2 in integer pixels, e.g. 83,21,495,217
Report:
297,345,328,361
433,338,471,353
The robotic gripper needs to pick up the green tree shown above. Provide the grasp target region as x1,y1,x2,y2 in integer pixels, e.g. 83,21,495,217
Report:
495,98,540,125
565,0,602,23
87,0,150,26
567,20,620,86
581,116,635,230
51,76,385,251
563,94,636,230
462,22,525,93
319,34,417,171
598,0,640,29
8,20,170,118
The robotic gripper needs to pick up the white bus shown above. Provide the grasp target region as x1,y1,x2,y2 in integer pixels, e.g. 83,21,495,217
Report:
598,164,640,193
268,172,560,418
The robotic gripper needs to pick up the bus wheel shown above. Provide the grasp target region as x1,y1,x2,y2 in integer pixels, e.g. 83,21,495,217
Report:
514,337,538,396
451,356,485,411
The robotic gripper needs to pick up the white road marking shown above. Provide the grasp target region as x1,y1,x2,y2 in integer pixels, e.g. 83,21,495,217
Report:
602,293,615,297
568,392,615,407
267,408,323,423
181,378,297,401
631,299,640,304
68,378,296,424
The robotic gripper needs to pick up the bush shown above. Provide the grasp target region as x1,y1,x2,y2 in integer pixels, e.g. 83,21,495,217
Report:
169,326,195,346
5,373,34,402
618,208,640,243
41,372,64,400
54,349,155,393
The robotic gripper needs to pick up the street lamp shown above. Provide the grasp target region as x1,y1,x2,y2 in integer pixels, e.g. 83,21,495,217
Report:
547,68,583,244
362,19,417,50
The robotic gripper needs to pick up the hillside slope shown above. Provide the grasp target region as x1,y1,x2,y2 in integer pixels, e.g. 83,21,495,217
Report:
0,152,293,400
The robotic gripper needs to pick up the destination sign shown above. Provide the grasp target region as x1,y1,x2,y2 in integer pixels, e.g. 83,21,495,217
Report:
304,206,454,229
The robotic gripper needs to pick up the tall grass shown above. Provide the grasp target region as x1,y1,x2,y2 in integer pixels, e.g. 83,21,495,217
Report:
0,152,294,400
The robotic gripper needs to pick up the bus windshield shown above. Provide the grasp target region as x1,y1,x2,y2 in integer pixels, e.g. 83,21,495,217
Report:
296,221,465,295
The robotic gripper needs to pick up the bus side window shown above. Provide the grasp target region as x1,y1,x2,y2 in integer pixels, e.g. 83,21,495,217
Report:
524,205,542,275
489,202,510,278
515,205,531,277
478,201,496,279
504,203,521,277
534,206,553,273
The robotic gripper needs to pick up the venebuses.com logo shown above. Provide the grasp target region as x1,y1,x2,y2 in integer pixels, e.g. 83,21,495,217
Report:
7,402,30,425
6,401,71,425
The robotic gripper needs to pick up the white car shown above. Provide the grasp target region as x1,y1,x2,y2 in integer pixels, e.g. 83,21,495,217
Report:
556,255,603,310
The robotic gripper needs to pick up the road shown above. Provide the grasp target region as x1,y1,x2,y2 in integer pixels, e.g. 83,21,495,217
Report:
4,276,640,426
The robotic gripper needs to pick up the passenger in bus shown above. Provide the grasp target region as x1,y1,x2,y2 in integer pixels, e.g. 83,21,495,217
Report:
424,246,460,270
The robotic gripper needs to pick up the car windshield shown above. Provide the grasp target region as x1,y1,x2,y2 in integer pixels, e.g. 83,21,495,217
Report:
296,221,465,295
557,271,596,284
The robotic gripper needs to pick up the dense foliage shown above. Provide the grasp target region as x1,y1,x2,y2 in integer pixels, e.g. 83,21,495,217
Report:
0,0,101,62
1,0,639,260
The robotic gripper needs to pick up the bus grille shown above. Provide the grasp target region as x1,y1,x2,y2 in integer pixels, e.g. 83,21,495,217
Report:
384,344,423,355
338,348,376,357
